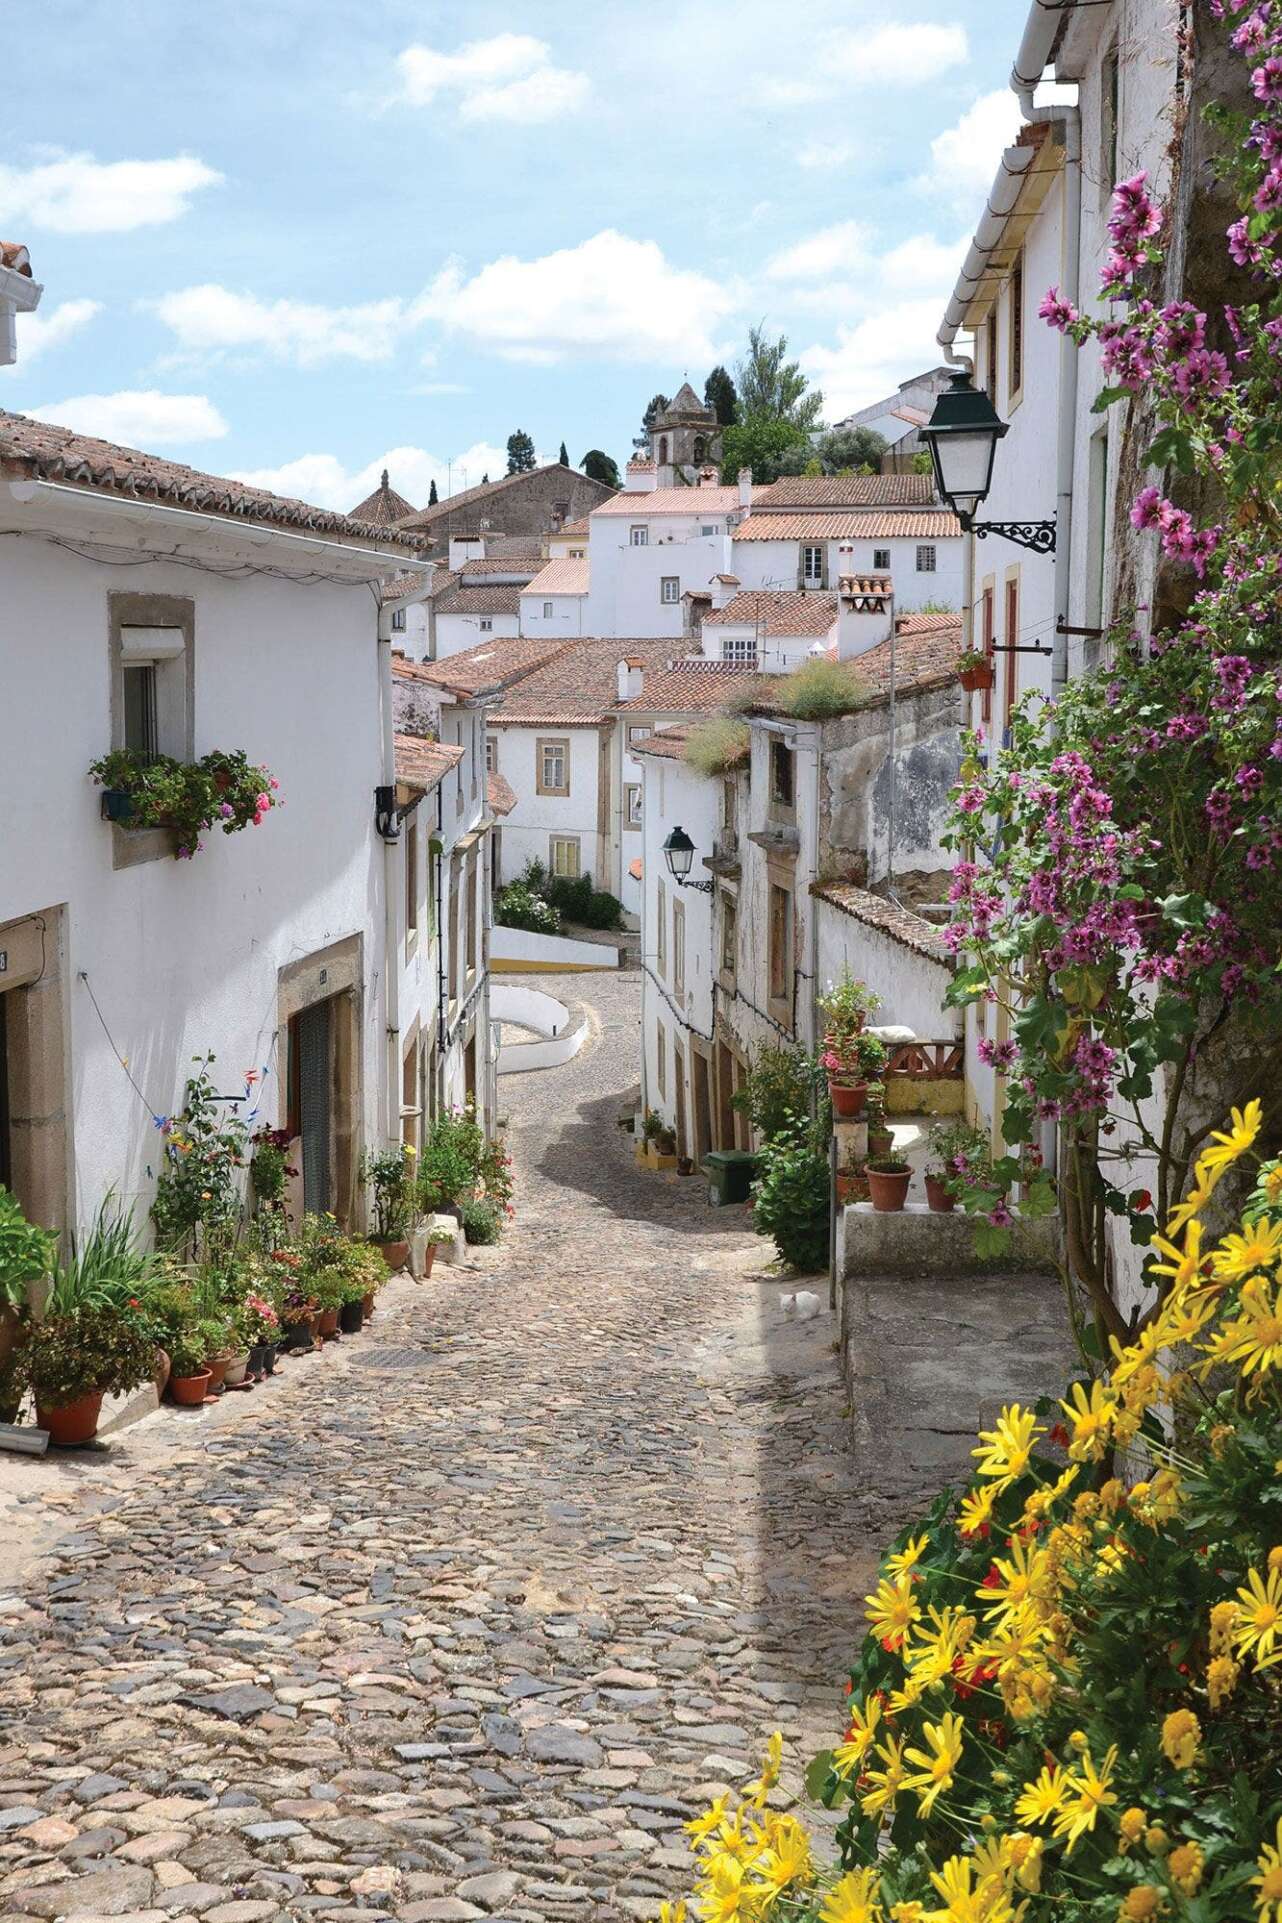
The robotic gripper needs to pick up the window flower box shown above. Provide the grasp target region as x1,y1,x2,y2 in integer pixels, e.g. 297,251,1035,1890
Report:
90,749,280,860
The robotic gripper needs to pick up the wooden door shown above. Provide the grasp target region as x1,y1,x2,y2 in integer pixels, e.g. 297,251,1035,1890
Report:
691,1047,712,1167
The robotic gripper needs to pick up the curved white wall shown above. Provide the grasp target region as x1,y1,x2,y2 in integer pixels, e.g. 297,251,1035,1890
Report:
493,984,586,1074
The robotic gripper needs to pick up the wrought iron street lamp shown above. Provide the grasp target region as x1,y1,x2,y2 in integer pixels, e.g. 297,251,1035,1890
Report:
920,369,1056,555
661,825,714,894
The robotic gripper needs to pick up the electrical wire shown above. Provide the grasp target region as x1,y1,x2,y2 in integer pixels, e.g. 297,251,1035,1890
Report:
0,527,391,590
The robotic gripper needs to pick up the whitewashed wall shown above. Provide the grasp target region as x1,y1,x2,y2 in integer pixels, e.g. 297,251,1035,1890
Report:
731,534,962,613
816,902,958,1041
435,609,520,660
639,752,718,1132
491,724,606,887
586,519,731,639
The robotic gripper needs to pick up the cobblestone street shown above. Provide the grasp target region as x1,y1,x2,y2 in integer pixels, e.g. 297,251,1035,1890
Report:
0,970,869,1923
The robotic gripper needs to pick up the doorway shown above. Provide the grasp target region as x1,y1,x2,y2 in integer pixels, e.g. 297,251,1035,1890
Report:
715,1039,737,1151
674,1042,688,1159
290,998,334,1215
691,1046,712,1167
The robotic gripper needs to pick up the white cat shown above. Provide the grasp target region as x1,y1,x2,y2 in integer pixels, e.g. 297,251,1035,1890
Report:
780,1289,822,1321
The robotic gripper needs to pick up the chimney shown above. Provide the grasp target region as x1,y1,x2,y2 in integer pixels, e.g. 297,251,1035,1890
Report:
617,657,644,701
711,573,740,613
737,465,753,511
698,466,720,488
837,573,894,661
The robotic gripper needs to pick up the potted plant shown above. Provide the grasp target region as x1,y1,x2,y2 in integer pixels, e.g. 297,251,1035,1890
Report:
822,1031,887,1119
358,1245,391,1314
865,1155,912,1212
168,1327,214,1406
956,645,994,693
418,1107,486,1219
237,1289,281,1380
360,1145,415,1270
88,747,280,861
0,1188,55,1422
22,1305,155,1444
639,1110,678,1168
865,1083,894,1160
924,1120,991,1213
834,1166,870,1206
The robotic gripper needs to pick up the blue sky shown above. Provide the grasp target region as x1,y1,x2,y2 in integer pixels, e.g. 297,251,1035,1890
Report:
2,1,1035,512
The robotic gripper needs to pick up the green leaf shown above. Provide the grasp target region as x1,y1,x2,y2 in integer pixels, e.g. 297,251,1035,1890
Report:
1158,891,1207,931
1021,1175,1057,1220
972,1221,1011,1258
946,966,991,1007
805,1750,836,1805
1091,384,1133,414
1148,424,1197,474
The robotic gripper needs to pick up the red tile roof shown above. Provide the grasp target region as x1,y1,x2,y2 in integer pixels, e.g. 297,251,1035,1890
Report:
0,408,421,548
487,770,517,818
556,516,592,537
435,584,523,617
592,485,748,517
459,554,541,580
752,473,937,509
394,633,572,700
703,589,837,637
809,882,952,964
488,639,751,726
350,469,417,527
395,733,464,793
733,509,961,541
627,661,758,714
752,610,963,715
523,556,589,595
629,726,694,761
381,569,432,603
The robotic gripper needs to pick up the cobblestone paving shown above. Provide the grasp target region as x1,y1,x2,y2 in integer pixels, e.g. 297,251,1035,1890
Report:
0,971,869,1923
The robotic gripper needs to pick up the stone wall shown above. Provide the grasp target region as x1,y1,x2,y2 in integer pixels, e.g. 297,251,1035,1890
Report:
406,469,615,560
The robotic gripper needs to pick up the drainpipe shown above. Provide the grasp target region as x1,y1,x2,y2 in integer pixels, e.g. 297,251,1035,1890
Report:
1046,104,1081,694
378,630,401,1149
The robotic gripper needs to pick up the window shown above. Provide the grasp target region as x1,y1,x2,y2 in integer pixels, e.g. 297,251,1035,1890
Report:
656,1023,667,1098
569,547,585,559
537,737,570,796
801,543,825,586
628,724,652,750
542,601,553,618
402,1041,419,1151
656,879,667,974
1009,250,1024,401
981,584,995,725
122,660,158,757
720,892,737,979
985,309,998,402
391,607,406,632
673,898,685,1000
485,733,495,774
550,834,580,878
630,525,649,547
114,608,190,765
769,883,792,1004
723,632,757,666
916,545,937,573
625,783,642,828
1102,44,1120,190
405,814,418,952
479,617,493,633
700,523,715,537
770,738,794,808
722,777,737,839
658,437,669,466
873,547,891,572
693,436,706,465
660,576,680,604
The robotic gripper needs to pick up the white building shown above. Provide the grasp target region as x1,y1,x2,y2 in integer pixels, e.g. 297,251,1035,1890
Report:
581,475,753,641
0,405,423,1236
730,475,962,615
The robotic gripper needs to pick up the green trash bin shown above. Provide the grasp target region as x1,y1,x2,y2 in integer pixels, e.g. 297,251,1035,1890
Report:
703,1149,756,1206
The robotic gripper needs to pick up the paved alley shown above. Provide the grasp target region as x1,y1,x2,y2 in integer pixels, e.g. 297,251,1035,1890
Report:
0,971,870,1923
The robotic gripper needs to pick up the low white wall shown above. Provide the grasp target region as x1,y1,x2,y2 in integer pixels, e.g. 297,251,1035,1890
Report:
491,925,619,970
816,900,959,1040
492,984,585,1074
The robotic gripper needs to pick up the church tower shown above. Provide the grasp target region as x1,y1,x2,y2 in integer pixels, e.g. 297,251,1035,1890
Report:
649,384,722,486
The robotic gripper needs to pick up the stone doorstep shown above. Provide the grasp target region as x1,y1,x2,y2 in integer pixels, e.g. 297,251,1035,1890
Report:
841,1199,1061,1279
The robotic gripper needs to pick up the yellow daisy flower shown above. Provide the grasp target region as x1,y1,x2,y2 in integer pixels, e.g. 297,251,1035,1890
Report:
1147,1219,1203,1294
1058,1379,1118,1462
819,1867,882,1923
1198,1099,1262,1176
832,1696,883,1779
972,1405,1043,1491
902,1711,965,1817
1211,1217,1282,1282
864,1574,920,1650
1013,1763,1066,1828
1051,1746,1118,1852
885,1532,930,1581
1252,1816,1282,1923
859,1734,906,1821
1232,1564,1282,1669
1208,1278,1282,1381
958,1481,998,1538
1159,1707,1200,1769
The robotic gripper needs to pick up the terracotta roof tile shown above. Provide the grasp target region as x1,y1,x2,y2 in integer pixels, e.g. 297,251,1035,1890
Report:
394,633,572,700
0,243,33,277
350,469,417,526
487,770,517,817
592,485,749,517
628,856,643,880
752,473,937,509
752,610,964,715
395,733,464,793
522,556,589,596
435,584,523,617
557,516,592,536
809,882,952,964
703,589,837,637
458,555,539,579
0,408,421,549
733,509,961,541
630,726,694,760
625,661,756,713
382,569,432,603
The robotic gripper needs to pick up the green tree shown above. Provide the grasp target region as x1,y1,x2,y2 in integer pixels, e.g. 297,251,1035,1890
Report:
634,392,669,451
720,415,812,486
911,448,935,475
427,479,438,506
813,423,888,472
505,430,536,475
703,364,738,426
580,448,621,488
558,440,569,466
481,473,489,484
734,323,823,430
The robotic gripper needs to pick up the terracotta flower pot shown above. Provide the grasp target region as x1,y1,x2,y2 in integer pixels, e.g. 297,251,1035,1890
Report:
960,663,994,693
205,1354,231,1393
377,1239,410,1272
868,1126,895,1160
152,1346,172,1402
223,1351,251,1387
307,1310,323,1342
36,1389,104,1447
422,1242,436,1279
835,1170,869,1205
867,1165,912,1212
318,1306,340,1339
829,1079,868,1119
361,1290,376,1318
925,1172,956,1214
170,1370,212,1406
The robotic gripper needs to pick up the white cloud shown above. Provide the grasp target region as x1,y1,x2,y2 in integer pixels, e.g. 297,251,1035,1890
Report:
26,391,228,446
231,442,528,514
766,221,868,282
152,284,409,366
802,298,957,418
0,153,221,233
916,89,1023,203
759,21,967,104
396,33,589,123
0,298,102,375
796,138,855,172
418,230,737,365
